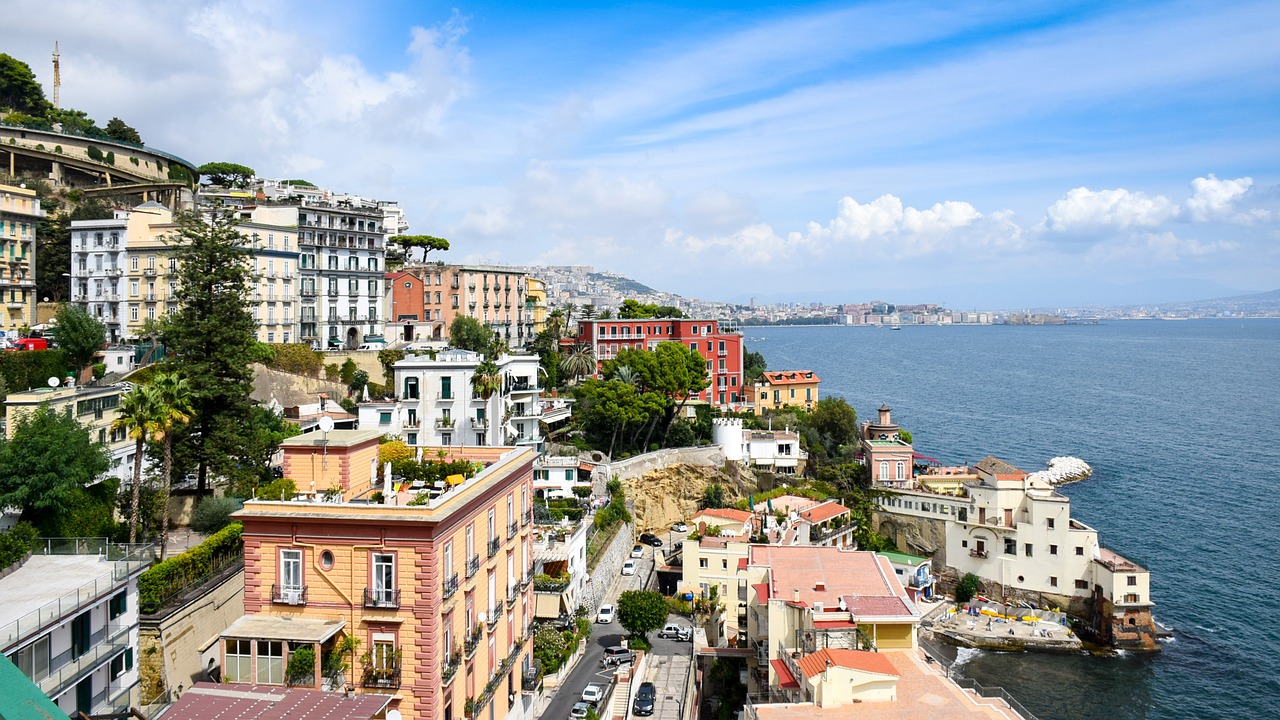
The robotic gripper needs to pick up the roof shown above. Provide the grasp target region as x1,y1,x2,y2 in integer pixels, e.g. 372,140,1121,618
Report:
760,370,820,386
973,455,1027,480
1095,547,1147,573
280,429,381,449
770,659,801,689
166,682,392,720
0,656,65,720
877,550,929,567
812,620,858,629
796,648,899,679
843,595,914,617
799,500,849,524
747,546,914,614
693,507,754,524
220,615,347,643
752,495,820,514
752,583,771,603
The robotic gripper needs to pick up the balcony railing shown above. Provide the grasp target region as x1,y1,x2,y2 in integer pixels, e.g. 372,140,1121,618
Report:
522,509,533,526
488,537,501,558
37,621,130,696
465,628,482,657
442,650,462,685
361,662,401,690
437,391,454,401
507,585,521,608
472,417,489,430
487,604,503,628
508,520,519,539
443,572,460,600
534,577,569,593
969,549,989,559
272,584,308,605
363,587,401,609
466,555,480,579
435,417,455,429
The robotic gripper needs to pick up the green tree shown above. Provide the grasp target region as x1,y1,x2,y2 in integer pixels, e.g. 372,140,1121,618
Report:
617,299,685,319
956,572,982,604
560,344,596,385
574,379,665,457
377,349,405,387
226,406,301,499
269,343,324,377
449,316,491,353
113,386,162,543
103,117,143,144
701,483,726,509
0,53,51,115
349,369,369,398
616,590,667,641
47,107,103,136
339,358,358,386
196,161,255,188
159,207,259,494
609,342,709,444
471,359,503,401
0,405,112,537
743,351,767,384
394,235,450,261
151,372,194,559
808,397,859,456
52,304,106,376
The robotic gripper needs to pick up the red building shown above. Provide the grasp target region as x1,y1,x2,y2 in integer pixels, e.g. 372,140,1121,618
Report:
572,319,745,409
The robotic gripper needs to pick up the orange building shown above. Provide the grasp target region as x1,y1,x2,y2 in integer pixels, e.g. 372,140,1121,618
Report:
753,370,820,415
225,441,538,720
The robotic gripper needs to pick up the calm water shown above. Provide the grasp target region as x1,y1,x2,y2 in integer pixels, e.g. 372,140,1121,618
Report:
745,320,1280,720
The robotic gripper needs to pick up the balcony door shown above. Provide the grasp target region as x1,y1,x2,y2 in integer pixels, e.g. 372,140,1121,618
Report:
373,553,395,604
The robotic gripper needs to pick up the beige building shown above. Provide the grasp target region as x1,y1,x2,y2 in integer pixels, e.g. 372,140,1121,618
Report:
5,383,138,487
0,183,39,335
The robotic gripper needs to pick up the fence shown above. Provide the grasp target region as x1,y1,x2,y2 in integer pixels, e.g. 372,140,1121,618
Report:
918,634,1040,720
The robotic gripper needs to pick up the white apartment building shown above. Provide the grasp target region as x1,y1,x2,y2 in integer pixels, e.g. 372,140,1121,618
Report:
532,455,589,501
0,539,153,717
363,350,544,451
289,201,386,348
713,418,806,475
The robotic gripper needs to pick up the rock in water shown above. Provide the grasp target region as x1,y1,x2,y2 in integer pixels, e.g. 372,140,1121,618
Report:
1027,456,1092,486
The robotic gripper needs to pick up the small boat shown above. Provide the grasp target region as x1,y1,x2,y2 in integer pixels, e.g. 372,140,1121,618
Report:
891,325,902,330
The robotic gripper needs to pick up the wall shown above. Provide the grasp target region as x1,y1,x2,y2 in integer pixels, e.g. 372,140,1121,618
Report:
138,568,245,707
872,511,948,563
606,447,726,485
250,363,352,407
581,522,634,612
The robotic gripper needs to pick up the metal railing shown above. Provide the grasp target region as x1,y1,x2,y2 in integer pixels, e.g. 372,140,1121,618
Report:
363,587,401,609
522,509,533,526
488,537,501,558
508,520,519,539
37,621,130,695
443,572,460,600
442,650,462,685
465,628,482,657
466,555,480,579
488,604,503,628
919,635,1040,720
271,584,308,605
361,662,401,690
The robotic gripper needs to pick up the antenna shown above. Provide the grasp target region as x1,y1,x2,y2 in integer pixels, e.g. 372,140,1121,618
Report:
52,42,61,109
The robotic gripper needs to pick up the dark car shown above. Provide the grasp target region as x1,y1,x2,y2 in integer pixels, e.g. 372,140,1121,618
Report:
639,533,663,547
633,682,657,716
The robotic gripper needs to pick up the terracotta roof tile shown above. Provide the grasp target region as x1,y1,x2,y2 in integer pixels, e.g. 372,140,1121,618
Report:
761,371,821,386
973,455,1027,479
799,501,849,523
796,648,899,679
694,508,754,523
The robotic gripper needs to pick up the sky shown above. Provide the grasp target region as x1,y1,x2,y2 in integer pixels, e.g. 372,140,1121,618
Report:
8,0,1280,309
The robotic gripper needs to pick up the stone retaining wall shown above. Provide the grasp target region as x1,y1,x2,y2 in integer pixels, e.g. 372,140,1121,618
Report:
582,522,634,612
599,447,725,491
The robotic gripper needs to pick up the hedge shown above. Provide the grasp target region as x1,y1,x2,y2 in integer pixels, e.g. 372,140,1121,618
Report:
0,523,38,572
0,349,70,392
138,521,243,613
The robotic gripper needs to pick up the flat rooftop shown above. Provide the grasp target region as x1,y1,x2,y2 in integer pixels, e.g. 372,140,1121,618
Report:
0,554,117,641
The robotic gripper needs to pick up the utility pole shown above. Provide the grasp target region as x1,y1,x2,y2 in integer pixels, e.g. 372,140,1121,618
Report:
52,41,61,109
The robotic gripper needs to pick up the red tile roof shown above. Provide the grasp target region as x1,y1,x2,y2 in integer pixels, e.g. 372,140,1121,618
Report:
800,500,849,523
770,659,801,689
974,455,1027,480
796,649,899,679
752,583,771,603
761,371,821,386
747,546,911,609
694,508,754,523
812,620,858,629
843,595,913,617
167,683,393,720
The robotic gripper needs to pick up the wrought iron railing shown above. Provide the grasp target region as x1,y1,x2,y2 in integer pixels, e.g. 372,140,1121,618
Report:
467,555,480,579
489,537,502,558
443,572,460,599
364,587,401,609
508,520,519,538
271,584,308,605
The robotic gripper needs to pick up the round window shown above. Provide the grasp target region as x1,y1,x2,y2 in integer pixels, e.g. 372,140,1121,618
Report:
320,550,335,570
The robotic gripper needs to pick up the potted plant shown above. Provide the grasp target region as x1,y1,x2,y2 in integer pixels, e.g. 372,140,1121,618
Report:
465,697,476,717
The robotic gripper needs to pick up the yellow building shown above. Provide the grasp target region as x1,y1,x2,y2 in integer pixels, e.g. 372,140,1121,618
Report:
525,276,548,336
229,437,538,720
753,371,820,415
0,183,41,334
4,383,138,487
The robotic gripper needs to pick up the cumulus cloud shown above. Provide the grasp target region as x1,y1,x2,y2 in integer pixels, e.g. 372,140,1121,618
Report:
1041,187,1181,232
1187,174,1271,223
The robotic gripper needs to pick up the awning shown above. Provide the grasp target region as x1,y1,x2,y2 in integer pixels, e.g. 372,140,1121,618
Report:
770,659,800,689
813,620,858,629
912,452,941,463
219,615,346,644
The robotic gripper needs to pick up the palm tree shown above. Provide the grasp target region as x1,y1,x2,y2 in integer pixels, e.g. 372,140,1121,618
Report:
151,372,194,560
489,336,510,360
611,365,638,386
560,344,596,385
113,386,162,544
471,359,504,400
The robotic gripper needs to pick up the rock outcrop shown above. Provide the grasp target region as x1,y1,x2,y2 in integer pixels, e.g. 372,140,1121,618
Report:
623,463,742,532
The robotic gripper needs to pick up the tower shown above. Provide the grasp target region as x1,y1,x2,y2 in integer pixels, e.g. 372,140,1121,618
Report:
52,41,61,109
860,404,913,488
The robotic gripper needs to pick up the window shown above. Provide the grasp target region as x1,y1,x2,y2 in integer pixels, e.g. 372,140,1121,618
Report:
488,509,496,542
721,559,728,569
109,648,133,680
130,256,139,271
225,639,252,683
699,558,708,568
1049,544,1058,555
372,553,396,604
1075,546,1084,556
257,641,284,684
1046,518,1055,529
281,549,303,591
109,591,127,619
372,633,397,674
1127,575,1137,586
11,635,50,682
1004,539,1016,555
379,411,391,425
1123,593,1140,603
879,461,888,480
1075,579,1089,590
1049,577,1058,588
1024,543,1033,557
405,377,419,399
896,461,906,480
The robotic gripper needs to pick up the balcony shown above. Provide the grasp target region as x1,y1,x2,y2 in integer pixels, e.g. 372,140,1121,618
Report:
508,379,540,394
363,587,401,609
969,549,989,559
464,627,482,658
271,584,308,605
487,603,503,629
143,268,157,276
436,391,454,401
466,555,480,579
443,572,460,600
361,662,401,690
508,520,519,539
522,509,533,526
435,417,455,430
37,621,131,697
301,288,318,297
404,417,420,429
488,537,501,558
507,585,520,608
471,417,489,431
442,650,462,685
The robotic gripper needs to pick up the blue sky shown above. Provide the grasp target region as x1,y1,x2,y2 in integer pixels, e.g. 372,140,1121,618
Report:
9,0,1280,308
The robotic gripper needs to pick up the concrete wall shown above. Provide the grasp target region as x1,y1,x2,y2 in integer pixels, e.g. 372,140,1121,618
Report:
605,447,726,487
250,363,351,408
581,522,634,612
139,568,245,706
872,511,948,563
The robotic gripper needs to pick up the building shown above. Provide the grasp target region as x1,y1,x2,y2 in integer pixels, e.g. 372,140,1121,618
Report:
0,538,153,717
572,318,745,409
227,434,538,720
165,681,393,720
0,183,40,336
5,382,138,487
753,371,820,415
532,455,590,501
877,551,936,603
386,264,535,347
860,405,914,488
524,277,548,336
714,419,806,475
531,517,590,621
794,501,856,549
379,349,545,451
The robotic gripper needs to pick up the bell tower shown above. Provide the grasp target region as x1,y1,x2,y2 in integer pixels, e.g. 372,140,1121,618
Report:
861,404,914,487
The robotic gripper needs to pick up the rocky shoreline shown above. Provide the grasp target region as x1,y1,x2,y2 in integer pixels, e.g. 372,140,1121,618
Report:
1027,456,1092,486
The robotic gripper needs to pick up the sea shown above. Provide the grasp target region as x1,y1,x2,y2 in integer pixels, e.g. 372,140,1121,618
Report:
743,319,1280,720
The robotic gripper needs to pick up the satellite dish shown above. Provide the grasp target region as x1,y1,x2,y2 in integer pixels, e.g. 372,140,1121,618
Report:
47,377,59,388
318,416,335,433
387,712,402,720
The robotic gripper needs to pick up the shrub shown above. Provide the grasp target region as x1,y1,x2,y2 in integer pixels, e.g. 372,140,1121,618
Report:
130,156,139,166
324,363,340,381
956,572,981,604
54,145,61,153
87,145,105,162
256,477,297,501
137,522,243,612
191,496,243,533
571,486,592,499
287,646,316,685
92,363,107,379
105,151,115,165
35,143,44,150
0,522,39,571
269,343,324,377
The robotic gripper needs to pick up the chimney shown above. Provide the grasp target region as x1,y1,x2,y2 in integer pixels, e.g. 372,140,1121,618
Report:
792,588,800,603
815,581,826,592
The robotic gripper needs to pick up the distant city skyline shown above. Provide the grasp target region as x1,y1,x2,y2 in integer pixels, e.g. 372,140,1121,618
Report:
8,0,1279,308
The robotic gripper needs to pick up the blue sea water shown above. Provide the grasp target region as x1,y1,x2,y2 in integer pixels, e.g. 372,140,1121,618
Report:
744,320,1280,720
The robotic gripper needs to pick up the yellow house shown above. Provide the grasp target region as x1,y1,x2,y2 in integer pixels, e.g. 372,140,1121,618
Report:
754,371,820,415
0,183,41,333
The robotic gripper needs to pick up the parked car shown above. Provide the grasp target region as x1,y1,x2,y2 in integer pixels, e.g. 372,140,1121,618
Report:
621,560,637,576
633,682,657,716
601,646,635,667
639,533,663,547
10,338,47,351
630,545,644,558
581,684,605,705
658,622,688,639
671,521,688,533
570,701,593,719
596,604,615,623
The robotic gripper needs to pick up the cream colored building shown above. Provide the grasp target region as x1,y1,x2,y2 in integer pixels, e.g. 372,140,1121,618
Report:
5,383,139,486
0,183,40,335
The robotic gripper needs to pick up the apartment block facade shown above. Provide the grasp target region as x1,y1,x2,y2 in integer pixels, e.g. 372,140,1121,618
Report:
0,183,40,334
385,264,535,347
573,318,745,409
5,383,140,487
0,539,153,717
229,439,539,720
753,370,820,415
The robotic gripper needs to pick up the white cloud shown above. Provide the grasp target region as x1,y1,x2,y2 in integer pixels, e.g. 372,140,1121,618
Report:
1086,231,1238,264
1187,174,1270,223
1041,187,1181,232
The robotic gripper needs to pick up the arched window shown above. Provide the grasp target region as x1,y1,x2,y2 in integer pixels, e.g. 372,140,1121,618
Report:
879,461,889,480
896,461,906,480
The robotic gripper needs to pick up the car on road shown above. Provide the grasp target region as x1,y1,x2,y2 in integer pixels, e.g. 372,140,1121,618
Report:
633,682,657,716
570,701,593,719
621,560,637,576
658,622,692,640
602,646,636,667
596,604,615,623
639,533,663,547
631,545,644,558
671,521,688,532
581,684,605,705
